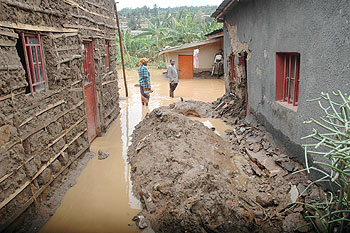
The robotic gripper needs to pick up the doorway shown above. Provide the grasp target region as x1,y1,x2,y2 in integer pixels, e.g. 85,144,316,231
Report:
83,41,98,142
230,52,249,114
178,55,193,79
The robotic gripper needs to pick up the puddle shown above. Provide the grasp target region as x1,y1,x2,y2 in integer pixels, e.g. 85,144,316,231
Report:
189,117,232,137
40,69,225,233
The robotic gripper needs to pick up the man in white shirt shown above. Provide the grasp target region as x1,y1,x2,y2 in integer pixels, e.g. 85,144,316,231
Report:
167,59,179,98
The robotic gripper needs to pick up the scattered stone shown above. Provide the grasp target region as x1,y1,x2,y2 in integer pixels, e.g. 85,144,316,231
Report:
246,149,283,177
246,135,262,143
133,215,148,229
249,161,263,177
252,143,261,152
256,193,274,207
279,161,295,172
98,150,110,160
289,185,299,203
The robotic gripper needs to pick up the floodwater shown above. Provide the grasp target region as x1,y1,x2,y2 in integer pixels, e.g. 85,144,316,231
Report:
40,69,226,233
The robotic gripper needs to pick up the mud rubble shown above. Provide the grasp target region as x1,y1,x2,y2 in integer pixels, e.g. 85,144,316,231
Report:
128,101,323,233
212,92,246,125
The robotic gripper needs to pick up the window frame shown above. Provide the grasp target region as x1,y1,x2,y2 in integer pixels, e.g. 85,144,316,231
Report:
105,40,110,72
21,33,47,94
276,52,300,107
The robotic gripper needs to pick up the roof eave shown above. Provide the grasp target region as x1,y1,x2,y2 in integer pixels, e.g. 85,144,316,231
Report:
211,0,237,22
159,37,223,55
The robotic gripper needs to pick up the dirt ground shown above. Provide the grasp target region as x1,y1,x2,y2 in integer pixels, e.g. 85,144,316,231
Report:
128,100,323,233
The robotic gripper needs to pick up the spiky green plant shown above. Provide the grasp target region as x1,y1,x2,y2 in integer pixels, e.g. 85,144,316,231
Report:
297,91,350,233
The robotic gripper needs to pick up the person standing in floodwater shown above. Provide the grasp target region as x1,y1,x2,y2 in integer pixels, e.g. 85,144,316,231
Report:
138,58,152,106
167,58,179,98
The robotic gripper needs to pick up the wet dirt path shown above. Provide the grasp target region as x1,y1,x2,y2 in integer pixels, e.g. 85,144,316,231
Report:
40,69,226,233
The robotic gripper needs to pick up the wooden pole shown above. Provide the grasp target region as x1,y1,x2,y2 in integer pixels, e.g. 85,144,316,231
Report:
114,2,128,97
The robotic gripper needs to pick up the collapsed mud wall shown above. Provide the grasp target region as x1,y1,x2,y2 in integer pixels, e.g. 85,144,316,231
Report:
0,0,119,231
222,22,250,117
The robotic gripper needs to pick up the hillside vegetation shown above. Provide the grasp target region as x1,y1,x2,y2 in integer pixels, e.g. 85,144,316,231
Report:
117,5,222,68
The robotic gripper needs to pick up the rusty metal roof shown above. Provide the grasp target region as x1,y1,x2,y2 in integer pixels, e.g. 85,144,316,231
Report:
204,28,223,37
159,37,223,55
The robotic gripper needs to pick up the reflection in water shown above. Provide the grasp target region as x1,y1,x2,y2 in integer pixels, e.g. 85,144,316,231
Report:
40,69,225,233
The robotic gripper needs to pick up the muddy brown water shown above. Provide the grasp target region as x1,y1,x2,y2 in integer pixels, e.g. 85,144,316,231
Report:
40,69,226,233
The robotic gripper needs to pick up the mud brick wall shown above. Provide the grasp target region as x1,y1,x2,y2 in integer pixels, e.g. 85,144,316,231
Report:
0,0,119,230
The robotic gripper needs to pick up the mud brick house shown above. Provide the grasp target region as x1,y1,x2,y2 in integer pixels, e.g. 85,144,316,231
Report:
212,0,350,165
159,29,224,79
0,0,119,230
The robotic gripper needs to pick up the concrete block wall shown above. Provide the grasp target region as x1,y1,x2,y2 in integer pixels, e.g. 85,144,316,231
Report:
222,0,350,166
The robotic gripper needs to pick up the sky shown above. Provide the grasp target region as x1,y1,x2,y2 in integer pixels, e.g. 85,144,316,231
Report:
116,0,223,9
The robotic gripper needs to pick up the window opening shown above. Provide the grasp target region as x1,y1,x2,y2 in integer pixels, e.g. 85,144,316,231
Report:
276,53,300,106
21,33,47,94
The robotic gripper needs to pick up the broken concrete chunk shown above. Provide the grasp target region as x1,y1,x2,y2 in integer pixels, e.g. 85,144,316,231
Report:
297,183,308,197
289,185,299,203
280,161,295,172
98,150,110,160
246,135,262,143
245,149,284,177
250,161,263,177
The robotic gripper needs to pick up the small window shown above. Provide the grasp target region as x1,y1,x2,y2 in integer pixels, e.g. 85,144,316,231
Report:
105,40,110,72
21,33,47,94
276,53,300,106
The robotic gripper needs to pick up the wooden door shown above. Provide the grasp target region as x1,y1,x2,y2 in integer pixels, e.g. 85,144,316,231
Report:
83,41,98,142
178,55,193,79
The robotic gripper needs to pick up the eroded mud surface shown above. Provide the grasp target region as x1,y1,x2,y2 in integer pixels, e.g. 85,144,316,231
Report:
128,107,257,233
128,102,321,233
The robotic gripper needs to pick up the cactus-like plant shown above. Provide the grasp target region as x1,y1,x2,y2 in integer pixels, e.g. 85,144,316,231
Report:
297,91,350,233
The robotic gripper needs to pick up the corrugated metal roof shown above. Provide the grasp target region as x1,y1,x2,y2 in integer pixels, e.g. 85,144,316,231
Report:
205,28,223,37
211,0,238,22
159,37,223,55
211,0,233,18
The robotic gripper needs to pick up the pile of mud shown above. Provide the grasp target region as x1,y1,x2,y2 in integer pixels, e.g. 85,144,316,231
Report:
168,100,213,118
128,107,257,232
128,102,325,232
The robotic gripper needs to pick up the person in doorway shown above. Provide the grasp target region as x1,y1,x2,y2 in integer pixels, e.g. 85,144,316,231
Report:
212,48,224,77
214,48,224,62
138,58,152,106
167,58,179,98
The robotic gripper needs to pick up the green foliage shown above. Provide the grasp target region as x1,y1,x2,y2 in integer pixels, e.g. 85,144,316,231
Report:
127,15,137,30
298,91,350,233
117,5,222,68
